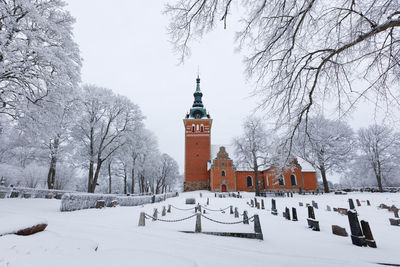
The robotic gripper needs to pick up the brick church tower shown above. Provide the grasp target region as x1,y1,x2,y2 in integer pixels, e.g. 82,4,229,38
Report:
183,76,212,191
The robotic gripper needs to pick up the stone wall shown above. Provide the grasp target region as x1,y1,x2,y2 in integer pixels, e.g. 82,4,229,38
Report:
184,181,209,191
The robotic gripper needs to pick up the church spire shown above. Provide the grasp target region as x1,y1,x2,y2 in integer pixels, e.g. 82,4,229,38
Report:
186,75,210,119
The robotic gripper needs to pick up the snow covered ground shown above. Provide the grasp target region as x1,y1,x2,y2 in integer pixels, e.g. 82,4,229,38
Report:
0,191,399,267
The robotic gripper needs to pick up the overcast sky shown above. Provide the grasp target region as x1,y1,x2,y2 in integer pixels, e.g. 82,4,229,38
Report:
64,1,398,182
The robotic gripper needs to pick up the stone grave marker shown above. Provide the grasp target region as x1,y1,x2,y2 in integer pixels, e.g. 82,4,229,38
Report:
348,199,355,210
207,198,209,205
253,214,263,240
332,225,348,237
356,199,361,207
162,206,166,216
186,198,196,205
251,199,254,207
367,200,371,206
389,218,400,226
23,193,31,199
261,199,265,210
299,202,303,207
167,204,171,213
256,202,260,209
360,220,376,248
0,191,7,199
55,193,63,199
326,205,331,212
200,193,202,198
230,205,234,214
271,199,278,215
285,207,291,220
10,191,19,198
347,210,366,247
394,208,399,218
292,207,298,221
307,206,320,231
96,200,105,209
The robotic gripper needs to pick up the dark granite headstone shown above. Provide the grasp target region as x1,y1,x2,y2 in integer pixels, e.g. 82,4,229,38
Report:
151,195,155,203
299,202,303,207
347,210,366,246
389,218,400,226
167,204,171,213
251,199,254,207
162,206,166,216
185,198,196,205
285,207,291,220
361,220,376,248
356,199,361,207
10,191,19,198
253,214,262,234
207,198,209,205
348,198,355,210
308,206,315,220
292,207,298,221
195,213,201,233
234,207,239,218
271,199,278,215
326,205,331,211
230,205,233,214
261,199,265,210
367,200,371,206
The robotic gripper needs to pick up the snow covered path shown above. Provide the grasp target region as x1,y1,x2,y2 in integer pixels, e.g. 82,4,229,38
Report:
0,191,399,267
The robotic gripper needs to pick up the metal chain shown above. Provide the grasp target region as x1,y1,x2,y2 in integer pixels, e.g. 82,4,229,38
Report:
170,205,195,211
144,213,197,222
201,205,230,212
201,214,254,225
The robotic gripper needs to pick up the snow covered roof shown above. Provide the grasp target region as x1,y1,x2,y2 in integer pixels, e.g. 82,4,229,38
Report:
211,144,316,172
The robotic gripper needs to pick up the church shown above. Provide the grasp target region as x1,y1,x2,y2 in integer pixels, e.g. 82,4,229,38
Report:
183,76,318,192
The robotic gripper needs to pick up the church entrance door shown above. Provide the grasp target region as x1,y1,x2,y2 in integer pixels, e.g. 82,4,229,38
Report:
221,184,227,192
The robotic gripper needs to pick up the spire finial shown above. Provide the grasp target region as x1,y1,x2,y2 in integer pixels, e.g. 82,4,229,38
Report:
197,65,200,78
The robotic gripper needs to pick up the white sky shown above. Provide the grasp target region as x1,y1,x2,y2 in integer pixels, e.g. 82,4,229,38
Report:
64,1,399,182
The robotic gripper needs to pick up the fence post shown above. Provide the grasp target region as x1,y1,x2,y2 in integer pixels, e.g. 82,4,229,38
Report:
162,206,166,216
195,213,202,233
152,208,158,221
138,212,146,226
167,204,171,213
234,207,239,218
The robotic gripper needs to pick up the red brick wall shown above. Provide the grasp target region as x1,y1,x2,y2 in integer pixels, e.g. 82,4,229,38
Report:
236,171,264,191
183,119,212,191
302,171,318,191
210,147,236,191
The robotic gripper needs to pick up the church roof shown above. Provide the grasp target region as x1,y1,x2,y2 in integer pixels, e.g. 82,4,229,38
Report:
211,144,316,172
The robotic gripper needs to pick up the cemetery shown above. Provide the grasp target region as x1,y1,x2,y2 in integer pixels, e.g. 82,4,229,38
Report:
1,190,400,267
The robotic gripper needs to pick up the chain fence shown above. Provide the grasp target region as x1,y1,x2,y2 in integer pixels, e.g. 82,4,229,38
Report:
201,214,254,225
144,213,197,223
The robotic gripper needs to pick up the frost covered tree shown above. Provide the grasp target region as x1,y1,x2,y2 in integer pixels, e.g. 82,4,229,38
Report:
234,116,276,196
154,153,180,194
294,116,355,193
357,124,400,192
165,1,400,144
73,85,144,193
0,0,81,118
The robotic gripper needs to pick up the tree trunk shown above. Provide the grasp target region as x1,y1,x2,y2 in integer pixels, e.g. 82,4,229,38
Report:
88,161,94,192
320,165,330,193
254,167,260,196
376,160,383,192
108,161,112,194
124,168,127,194
89,159,103,193
47,138,59,189
131,167,135,194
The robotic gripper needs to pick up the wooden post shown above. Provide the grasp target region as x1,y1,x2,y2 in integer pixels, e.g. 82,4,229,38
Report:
162,206,166,216
167,204,171,213
138,212,145,226
195,213,201,233
152,208,158,221
234,207,239,218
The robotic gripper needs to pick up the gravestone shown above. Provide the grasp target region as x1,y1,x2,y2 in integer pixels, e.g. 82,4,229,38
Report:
324,205,330,212
347,210,366,247
253,214,263,240
313,202,319,209
10,191,19,198
138,212,146,226
348,199,355,210
307,206,320,231
243,210,249,224
195,213,201,233
23,193,31,199
394,208,399,218
96,200,105,209
360,220,376,248
151,195,156,203
292,207,298,221
271,199,278,215
287,192,290,197
254,198,258,208
214,193,217,197
356,199,361,207
290,192,293,197
389,218,400,226
367,200,371,206
333,207,338,212
230,205,234,214
285,207,291,220
261,199,265,210
234,207,239,218
332,225,348,237
167,204,171,213
207,198,209,205
162,206,166,216
299,202,303,207
185,198,196,205
200,193,202,198
152,208,158,221
251,199,254,207
256,202,260,209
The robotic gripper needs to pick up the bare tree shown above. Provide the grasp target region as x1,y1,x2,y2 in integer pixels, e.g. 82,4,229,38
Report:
74,85,143,193
0,0,81,118
358,124,400,192
233,116,275,196
294,116,355,193
165,1,400,148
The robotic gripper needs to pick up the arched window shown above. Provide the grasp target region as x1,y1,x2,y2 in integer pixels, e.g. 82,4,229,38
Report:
200,124,204,132
247,176,253,187
266,175,269,187
221,170,226,177
290,174,297,186
196,124,199,131
192,124,195,132
278,175,285,186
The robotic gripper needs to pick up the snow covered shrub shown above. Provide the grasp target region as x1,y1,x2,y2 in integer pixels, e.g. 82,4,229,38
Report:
21,165,47,188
